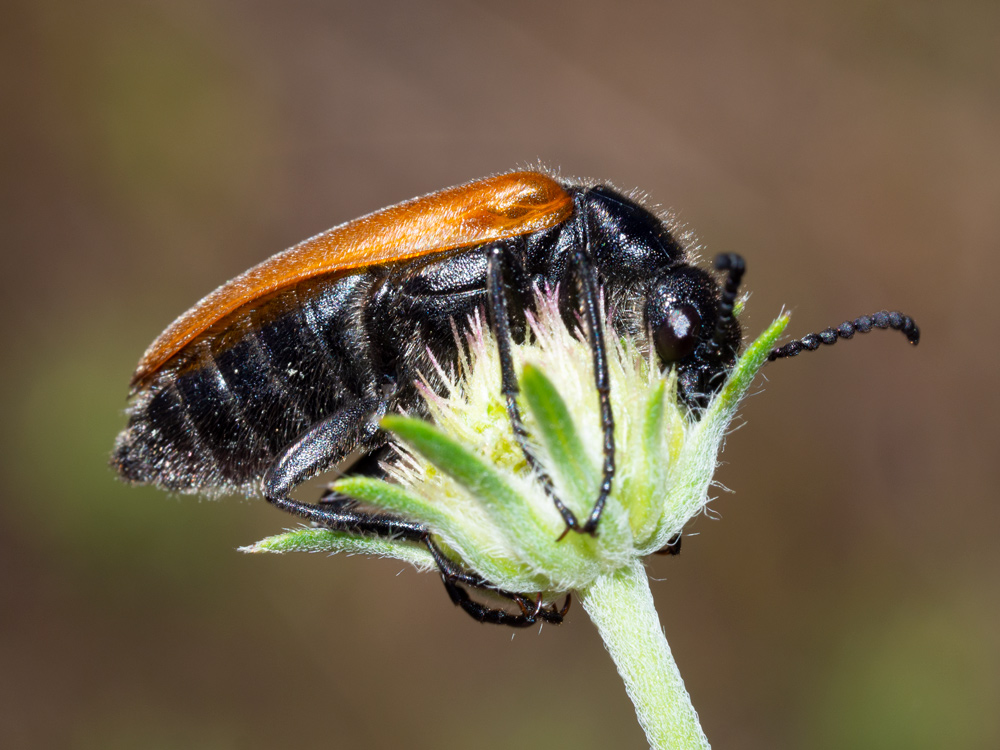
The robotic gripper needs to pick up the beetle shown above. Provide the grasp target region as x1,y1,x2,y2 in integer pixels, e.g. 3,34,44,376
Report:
112,170,919,626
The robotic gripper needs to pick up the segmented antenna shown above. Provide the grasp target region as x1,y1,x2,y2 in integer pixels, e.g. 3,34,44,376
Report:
712,253,745,350
768,310,920,361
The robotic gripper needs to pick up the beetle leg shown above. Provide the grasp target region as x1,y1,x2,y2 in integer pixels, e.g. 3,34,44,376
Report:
294,497,568,628
439,579,570,628
424,535,569,627
571,243,615,536
283,494,427,541
261,398,420,535
261,393,566,629
486,245,582,534
652,532,683,556
263,404,565,629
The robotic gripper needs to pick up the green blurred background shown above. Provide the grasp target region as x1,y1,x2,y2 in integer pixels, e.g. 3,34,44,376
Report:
3,1,998,747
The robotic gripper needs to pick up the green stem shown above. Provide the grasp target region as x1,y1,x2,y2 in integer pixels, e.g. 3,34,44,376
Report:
580,560,710,750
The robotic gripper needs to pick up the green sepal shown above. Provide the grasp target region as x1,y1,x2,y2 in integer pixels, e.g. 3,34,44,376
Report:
520,362,598,517
381,415,539,533
381,414,568,582
239,527,435,570
624,378,667,542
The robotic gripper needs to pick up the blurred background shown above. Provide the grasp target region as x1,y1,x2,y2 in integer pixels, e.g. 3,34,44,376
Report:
3,1,998,748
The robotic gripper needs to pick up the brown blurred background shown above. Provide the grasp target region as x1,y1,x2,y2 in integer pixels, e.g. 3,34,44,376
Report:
3,1,998,748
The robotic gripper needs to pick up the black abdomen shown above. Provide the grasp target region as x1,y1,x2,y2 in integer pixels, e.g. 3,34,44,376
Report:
113,273,381,496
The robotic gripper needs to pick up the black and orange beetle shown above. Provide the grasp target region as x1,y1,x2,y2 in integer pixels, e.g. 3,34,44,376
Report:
112,170,919,626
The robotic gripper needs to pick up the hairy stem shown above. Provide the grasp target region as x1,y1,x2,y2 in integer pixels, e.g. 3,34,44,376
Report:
580,561,710,750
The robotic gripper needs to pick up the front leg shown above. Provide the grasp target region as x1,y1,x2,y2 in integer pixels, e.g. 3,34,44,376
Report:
486,243,582,533
570,245,616,535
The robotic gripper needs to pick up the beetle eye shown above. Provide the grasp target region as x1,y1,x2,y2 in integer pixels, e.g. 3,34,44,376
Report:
654,304,702,362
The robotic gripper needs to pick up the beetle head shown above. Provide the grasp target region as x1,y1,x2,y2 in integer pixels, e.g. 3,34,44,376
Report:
645,263,742,408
